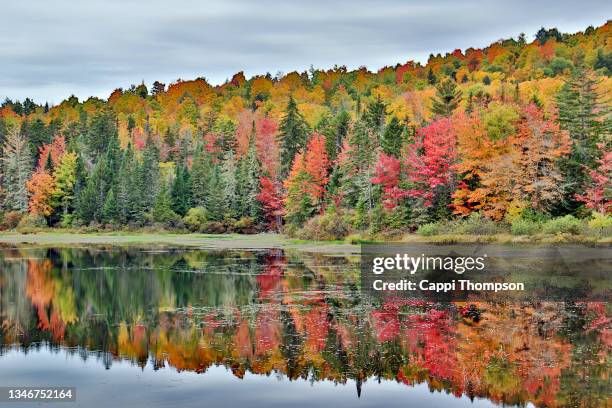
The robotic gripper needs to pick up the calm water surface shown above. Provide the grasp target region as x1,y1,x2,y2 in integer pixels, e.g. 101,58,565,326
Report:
0,246,609,407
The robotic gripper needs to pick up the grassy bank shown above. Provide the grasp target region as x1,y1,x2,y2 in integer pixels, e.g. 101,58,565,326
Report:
0,231,360,254
0,230,608,255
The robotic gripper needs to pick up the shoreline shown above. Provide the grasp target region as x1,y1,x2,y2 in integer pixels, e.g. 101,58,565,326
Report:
0,231,609,254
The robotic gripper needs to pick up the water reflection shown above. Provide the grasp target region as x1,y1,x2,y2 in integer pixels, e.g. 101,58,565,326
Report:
0,247,609,407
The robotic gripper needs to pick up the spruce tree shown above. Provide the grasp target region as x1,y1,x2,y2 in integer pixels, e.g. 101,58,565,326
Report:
427,67,437,85
240,133,262,220
152,181,178,223
431,79,462,117
112,142,146,224
189,143,211,208
84,109,118,159
77,158,107,223
381,116,404,157
140,135,160,211
171,164,191,216
205,165,226,221
556,67,610,212
278,96,309,179
102,188,118,222
220,151,239,217
324,110,350,163
364,95,386,136
0,126,32,212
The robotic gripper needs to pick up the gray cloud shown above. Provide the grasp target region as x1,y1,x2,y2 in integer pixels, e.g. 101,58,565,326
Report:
1,0,609,104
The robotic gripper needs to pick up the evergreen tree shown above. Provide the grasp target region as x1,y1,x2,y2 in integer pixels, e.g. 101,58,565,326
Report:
338,119,375,208
215,119,237,154
556,67,610,212
189,143,211,208
205,165,226,221
324,110,351,164
381,116,404,157
76,159,106,223
238,133,262,220
84,109,118,158
427,67,437,85
220,151,239,217
431,79,462,117
1,126,32,212
25,118,51,162
78,118,121,223
151,81,166,96
115,144,140,223
364,95,386,139
152,181,178,223
140,135,160,212
102,188,117,221
171,164,191,216
278,96,309,178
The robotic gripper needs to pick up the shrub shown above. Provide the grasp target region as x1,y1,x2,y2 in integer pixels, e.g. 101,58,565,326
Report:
454,213,506,235
297,211,350,241
233,217,257,234
183,207,208,232
152,202,180,225
16,213,47,232
542,215,583,235
201,221,226,234
1,211,23,230
60,213,75,228
417,223,440,236
511,219,541,235
587,213,612,236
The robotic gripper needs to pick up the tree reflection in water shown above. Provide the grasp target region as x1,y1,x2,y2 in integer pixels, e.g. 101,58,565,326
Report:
0,247,609,407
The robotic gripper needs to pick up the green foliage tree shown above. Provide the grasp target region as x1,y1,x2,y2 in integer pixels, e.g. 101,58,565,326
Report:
556,67,610,212
84,109,118,159
381,116,404,157
431,79,462,117
152,181,178,224
278,96,309,179
171,164,191,216
189,143,211,208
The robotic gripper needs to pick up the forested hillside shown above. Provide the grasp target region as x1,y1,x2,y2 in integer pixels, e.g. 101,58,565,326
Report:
1,23,610,238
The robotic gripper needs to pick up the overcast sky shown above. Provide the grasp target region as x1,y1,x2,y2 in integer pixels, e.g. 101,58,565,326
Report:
1,0,609,105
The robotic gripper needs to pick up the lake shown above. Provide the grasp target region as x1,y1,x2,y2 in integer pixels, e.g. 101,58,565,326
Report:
0,246,609,407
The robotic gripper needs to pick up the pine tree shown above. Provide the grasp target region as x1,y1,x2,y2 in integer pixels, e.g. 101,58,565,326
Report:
556,67,610,212
108,140,145,224
140,135,160,211
278,96,309,179
338,119,376,208
171,164,191,216
190,143,211,208
205,165,226,221
324,110,350,163
243,133,262,220
364,95,386,137
431,79,462,117
220,151,239,217
381,116,404,157
1,126,32,212
152,181,178,223
84,109,118,159
102,188,117,221
76,158,106,223
427,67,437,85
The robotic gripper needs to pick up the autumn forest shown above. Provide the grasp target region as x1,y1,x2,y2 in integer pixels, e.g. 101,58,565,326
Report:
0,23,610,238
